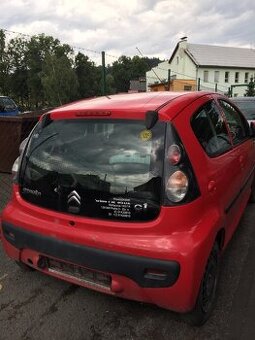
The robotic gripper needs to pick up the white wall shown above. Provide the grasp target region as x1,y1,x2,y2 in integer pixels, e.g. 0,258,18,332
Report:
170,43,197,81
197,68,255,96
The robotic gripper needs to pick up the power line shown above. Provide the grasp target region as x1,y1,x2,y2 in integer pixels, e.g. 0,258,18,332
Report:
1,27,121,61
136,46,166,85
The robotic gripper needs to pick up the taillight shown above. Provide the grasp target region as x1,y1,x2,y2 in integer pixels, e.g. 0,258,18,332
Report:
166,170,189,202
12,137,29,183
167,144,182,165
12,157,20,181
163,123,200,205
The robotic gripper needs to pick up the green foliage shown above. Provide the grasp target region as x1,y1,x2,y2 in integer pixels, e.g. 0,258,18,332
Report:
245,77,255,97
74,52,101,98
42,53,79,106
0,30,161,110
0,30,10,95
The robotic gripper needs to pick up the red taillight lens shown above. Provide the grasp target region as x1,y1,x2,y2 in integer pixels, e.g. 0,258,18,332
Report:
167,144,182,165
166,170,189,202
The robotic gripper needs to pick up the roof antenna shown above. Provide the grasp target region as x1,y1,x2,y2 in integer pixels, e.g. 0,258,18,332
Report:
136,46,166,86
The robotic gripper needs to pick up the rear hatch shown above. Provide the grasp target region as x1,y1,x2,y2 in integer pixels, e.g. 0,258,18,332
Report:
19,118,165,222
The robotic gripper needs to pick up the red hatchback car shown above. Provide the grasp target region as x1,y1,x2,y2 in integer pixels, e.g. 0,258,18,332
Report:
1,92,255,325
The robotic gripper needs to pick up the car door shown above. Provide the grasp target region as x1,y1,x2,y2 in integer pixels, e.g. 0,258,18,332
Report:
185,95,245,241
181,96,241,244
217,99,255,241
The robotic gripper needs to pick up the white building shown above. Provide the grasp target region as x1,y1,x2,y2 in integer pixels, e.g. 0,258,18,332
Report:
146,38,255,96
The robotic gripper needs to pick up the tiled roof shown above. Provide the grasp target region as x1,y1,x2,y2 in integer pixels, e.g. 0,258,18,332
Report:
186,43,255,68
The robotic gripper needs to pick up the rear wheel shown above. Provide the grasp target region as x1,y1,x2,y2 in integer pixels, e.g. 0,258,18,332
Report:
185,243,220,326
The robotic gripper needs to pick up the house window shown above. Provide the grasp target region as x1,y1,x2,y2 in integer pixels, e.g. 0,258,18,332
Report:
176,56,179,65
214,71,219,83
204,71,209,82
225,72,229,83
235,72,239,83
244,72,249,83
184,85,192,91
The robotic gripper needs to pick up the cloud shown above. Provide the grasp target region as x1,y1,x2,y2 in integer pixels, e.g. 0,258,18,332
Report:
1,0,255,64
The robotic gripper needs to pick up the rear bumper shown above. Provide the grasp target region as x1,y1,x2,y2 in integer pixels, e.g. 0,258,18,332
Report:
2,221,180,288
1,192,221,313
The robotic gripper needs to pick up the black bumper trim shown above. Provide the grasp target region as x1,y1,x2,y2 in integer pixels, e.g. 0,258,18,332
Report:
2,222,180,288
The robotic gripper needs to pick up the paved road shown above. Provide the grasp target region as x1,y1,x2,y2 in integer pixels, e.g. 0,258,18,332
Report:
0,204,255,340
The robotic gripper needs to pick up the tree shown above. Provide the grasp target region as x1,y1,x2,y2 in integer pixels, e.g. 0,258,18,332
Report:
26,34,62,108
74,52,101,98
245,77,255,96
0,30,10,95
131,55,150,79
42,52,78,106
7,36,29,108
111,55,160,93
0,30,163,107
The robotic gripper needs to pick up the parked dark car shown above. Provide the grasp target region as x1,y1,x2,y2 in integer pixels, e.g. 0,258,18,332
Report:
0,96,19,116
1,92,255,326
231,97,255,124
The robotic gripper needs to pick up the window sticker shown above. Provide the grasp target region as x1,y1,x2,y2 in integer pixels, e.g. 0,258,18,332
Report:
95,198,131,219
139,129,152,141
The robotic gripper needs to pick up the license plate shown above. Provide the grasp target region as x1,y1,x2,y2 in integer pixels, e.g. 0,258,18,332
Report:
46,257,111,289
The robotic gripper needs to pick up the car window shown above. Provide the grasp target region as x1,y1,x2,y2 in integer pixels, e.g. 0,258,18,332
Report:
218,100,250,145
0,97,17,112
20,119,165,221
191,100,231,157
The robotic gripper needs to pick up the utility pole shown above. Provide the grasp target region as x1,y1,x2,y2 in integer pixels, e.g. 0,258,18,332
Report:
167,69,171,91
101,51,106,96
197,78,201,91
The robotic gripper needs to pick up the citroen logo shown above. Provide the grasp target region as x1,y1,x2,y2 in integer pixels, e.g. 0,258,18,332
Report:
67,190,81,214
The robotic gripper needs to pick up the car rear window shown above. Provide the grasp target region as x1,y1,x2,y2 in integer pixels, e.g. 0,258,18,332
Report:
0,97,17,112
20,119,165,221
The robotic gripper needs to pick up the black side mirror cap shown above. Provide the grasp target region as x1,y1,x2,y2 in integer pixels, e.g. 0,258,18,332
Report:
41,113,52,128
145,111,158,129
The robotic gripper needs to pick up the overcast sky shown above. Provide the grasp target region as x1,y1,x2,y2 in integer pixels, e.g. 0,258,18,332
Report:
1,0,255,64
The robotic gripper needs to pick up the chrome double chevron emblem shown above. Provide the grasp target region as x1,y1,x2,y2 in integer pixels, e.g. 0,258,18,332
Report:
67,190,81,214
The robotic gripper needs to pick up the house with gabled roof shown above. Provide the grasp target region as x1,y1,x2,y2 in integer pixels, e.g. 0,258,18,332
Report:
146,37,255,96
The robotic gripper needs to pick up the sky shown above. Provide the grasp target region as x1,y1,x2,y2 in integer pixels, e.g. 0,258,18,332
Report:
1,0,255,64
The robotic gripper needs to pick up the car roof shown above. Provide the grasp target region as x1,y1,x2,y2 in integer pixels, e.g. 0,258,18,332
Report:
50,91,216,120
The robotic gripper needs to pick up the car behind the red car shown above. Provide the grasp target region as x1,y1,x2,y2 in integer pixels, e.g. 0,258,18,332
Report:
1,91,255,325
231,96,255,124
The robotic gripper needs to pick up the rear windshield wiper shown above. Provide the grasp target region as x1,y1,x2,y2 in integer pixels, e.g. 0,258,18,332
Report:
26,132,59,159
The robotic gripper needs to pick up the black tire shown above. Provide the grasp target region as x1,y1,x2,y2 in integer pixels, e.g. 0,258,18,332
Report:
15,261,35,272
185,243,220,326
